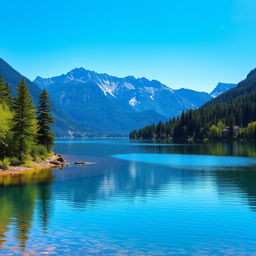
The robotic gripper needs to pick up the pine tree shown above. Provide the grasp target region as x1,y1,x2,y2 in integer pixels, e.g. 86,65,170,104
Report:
0,103,13,157
0,76,11,105
0,76,13,156
37,89,54,152
11,79,37,161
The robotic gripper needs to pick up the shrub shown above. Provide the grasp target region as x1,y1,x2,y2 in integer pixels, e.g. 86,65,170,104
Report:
22,159,36,168
208,125,221,141
0,157,11,168
10,157,21,166
247,122,256,140
31,145,48,161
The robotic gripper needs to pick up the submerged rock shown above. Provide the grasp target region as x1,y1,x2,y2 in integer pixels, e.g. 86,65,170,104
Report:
74,161,88,165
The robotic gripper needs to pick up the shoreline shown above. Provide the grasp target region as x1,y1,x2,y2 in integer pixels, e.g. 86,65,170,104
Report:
0,154,69,177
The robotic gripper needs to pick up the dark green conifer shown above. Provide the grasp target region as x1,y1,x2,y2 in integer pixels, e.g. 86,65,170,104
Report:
37,89,54,152
11,79,37,161
0,76,11,105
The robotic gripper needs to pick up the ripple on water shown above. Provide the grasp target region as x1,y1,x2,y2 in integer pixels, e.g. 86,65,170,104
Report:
112,153,256,169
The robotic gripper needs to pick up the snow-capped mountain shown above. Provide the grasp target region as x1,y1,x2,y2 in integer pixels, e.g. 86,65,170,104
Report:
34,68,212,134
210,82,237,98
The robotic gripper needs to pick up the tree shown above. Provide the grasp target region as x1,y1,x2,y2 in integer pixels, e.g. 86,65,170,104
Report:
208,125,221,141
247,122,256,140
11,79,37,161
37,89,54,152
217,121,225,132
0,76,11,105
0,76,13,157
0,104,13,157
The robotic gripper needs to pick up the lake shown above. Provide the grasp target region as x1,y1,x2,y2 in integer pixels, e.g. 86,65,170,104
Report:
1,138,256,255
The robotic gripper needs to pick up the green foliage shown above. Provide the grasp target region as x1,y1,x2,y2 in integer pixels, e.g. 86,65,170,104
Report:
11,79,37,161
0,103,13,157
0,76,11,105
246,122,256,140
208,122,225,141
208,125,221,141
9,157,21,166
31,145,48,161
37,89,54,152
0,158,11,168
217,121,225,131
0,76,55,166
22,159,36,168
130,68,256,141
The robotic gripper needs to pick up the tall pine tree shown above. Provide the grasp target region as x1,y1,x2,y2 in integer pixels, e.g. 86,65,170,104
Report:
11,79,37,161
37,89,54,152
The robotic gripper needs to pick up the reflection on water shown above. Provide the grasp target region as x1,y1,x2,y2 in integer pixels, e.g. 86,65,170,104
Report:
113,153,256,169
1,140,256,255
0,169,54,252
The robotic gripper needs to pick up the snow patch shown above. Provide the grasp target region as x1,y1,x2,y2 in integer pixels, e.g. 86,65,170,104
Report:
59,91,65,104
129,97,140,107
123,82,135,90
97,81,116,98
144,87,156,94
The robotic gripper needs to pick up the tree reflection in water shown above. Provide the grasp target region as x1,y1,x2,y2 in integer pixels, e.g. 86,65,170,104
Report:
0,168,54,251
1,141,256,254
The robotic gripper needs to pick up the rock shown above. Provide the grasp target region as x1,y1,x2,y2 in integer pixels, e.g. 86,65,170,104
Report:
0,165,8,171
49,161,61,165
56,157,65,163
74,161,88,165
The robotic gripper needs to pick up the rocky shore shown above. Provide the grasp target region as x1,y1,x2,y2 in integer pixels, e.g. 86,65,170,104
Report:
0,154,69,177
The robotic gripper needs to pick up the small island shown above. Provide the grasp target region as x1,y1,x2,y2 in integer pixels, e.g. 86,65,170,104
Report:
0,76,66,176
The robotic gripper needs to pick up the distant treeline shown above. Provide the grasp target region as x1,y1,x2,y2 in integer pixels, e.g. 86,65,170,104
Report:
0,76,54,167
130,69,256,141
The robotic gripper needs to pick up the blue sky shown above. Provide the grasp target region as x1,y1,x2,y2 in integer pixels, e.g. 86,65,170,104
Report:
1,0,256,92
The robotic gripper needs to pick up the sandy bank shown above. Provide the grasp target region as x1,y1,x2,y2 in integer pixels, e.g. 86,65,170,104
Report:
0,154,68,177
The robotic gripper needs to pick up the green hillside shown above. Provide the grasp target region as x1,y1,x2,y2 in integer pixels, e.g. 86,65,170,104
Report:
130,68,256,141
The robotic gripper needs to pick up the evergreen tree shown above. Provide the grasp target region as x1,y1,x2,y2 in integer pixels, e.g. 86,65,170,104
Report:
0,76,13,156
0,103,13,157
37,89,54,152
0,76,11,105
11,79,37,161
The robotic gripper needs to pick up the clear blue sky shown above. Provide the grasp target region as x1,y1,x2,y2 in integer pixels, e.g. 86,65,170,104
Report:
1,0,256,92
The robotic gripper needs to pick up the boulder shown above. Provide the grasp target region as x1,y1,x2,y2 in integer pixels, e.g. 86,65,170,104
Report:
56,157,65,163
0,165,8,171
49,161,61,165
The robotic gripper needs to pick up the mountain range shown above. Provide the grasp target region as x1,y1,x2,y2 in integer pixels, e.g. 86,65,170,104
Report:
34,68,234,134
0,58,236,136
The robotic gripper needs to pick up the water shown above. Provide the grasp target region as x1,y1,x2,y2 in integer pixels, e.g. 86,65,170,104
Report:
1,138,256,255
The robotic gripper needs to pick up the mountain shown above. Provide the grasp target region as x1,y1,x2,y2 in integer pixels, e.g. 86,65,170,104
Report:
175,88,212,109
131,67,256,140
0,58,42,102
0,58,91,137
210,82,236,98
34,68,212,134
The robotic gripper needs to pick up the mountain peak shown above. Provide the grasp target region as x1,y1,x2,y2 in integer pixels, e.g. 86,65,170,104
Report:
210,82,236,98
246,68,256,80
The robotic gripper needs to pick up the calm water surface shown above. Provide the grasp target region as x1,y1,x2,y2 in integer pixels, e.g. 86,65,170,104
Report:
1,139,256,255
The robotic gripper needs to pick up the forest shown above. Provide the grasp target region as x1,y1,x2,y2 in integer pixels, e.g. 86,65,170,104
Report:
130,68,256,141
0,76,54,167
